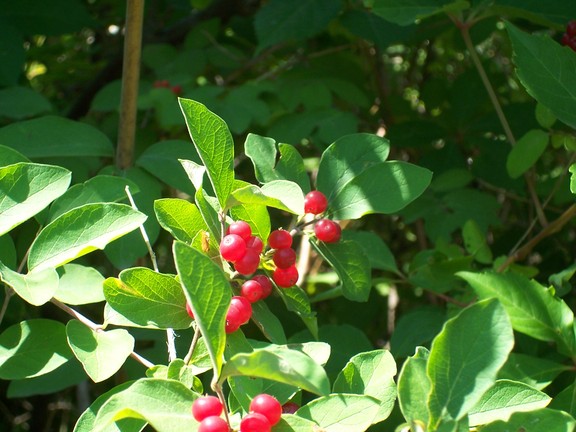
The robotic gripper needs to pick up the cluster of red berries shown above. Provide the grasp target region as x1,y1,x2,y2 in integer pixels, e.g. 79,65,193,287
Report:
220,221,263,276
192,393,282,432
153,79,182,96
304,191,341,243
561,20,576,51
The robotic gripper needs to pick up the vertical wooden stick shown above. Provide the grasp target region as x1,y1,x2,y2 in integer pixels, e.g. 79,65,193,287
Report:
116,0,145,170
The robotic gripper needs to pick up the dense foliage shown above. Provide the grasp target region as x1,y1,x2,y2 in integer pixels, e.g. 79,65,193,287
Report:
1,0,576,431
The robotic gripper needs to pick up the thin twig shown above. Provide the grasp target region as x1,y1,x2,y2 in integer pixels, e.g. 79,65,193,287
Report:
212,382,232,427
0,288,13,327
184,323,201,365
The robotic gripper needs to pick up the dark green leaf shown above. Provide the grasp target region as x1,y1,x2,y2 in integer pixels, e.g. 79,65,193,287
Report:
0,319,73,379
506,23,576,129
398,347,431,427
506,129,549,178
479,408,576,432
368,0,469,26
0,86,52,119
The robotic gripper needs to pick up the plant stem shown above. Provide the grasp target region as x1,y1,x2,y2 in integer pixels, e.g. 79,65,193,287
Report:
51,298,154,369
116,0,145,171
0,287,13,327
184,323,201,365
212,382,231,427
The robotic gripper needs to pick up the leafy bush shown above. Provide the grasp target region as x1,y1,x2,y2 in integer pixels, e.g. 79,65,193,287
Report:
1,1,576,431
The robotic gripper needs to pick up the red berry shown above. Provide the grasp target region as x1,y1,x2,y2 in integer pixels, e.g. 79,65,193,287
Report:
567,20,576,37
314,219,341,243
304,191,328,215
250,394,282,426
230,296,252,324
562,33,571,46
234,248,260,275
252,275,273,299
268,229,292,249
171,85,182,96
220,234,247,262
198,416,229,432
239,412,271,432
282,401,299,414
246,236,264,254
225,305,243,333
192,396,223,422
273,248,296,269
241,279,264,303
228,221,252,241
153,79,170,88
273,265,299,288
186,302,195,319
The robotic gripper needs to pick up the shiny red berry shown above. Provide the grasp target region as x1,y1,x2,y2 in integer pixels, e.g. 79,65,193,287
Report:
314,219,341,243
252,275,273,299
273,265,299,288
239,412,271,432
192,396,223,422
234,248,260,275
241,279,264,303
220,234,247,262
304,191,328,215
186,302,195,319
246,236,264,254
198,416,229,432
225,305,243,333
273,248,296,269
250,394,282,426
230,296,252,324
228,221,252,241
268,229,292,249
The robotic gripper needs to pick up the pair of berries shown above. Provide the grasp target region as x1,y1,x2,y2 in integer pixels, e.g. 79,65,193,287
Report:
268,229,299,288
241,274,273,303
562,20,576,51
192,393,282,432
152,79,182,96
304,190,342,243
220,221,263,275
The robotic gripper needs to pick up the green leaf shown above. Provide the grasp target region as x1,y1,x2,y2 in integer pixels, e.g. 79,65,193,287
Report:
479,408,576,432
229,180,305,215
536,103,556,129
0,86,52,119
327,161,432,220
310,239,371,302
27,203,147,272
49,175,139,222
427,299,514,428
550,381,576,418
462,219,493,264
0,234,16,269
74,381,147,432
244,133,310,193
229,201,271,242
468,380,551,426
103,267,191,330
254,0,342,50
54,263,105,305
0,115,114,158
506,23,576,129
317,133,390,201
174,241,230,381
458,271,576,356
93,378,198,432
342,230,398,273
154,198,207,245
273,415,320,431
296,393,381,432
333,350,397,423
0,261,58,306
506,129,549,178
251,300,288,344
0,162,71,235
221,345,331,396
136,140,201,195
498,353,570,391
178,98,234,208
368,0,469,26
390,307,445,358
0,144,29,167
492,1,576,26
0,319,73,379
398,347,431,427
277,286,318,339
66,320,134,383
